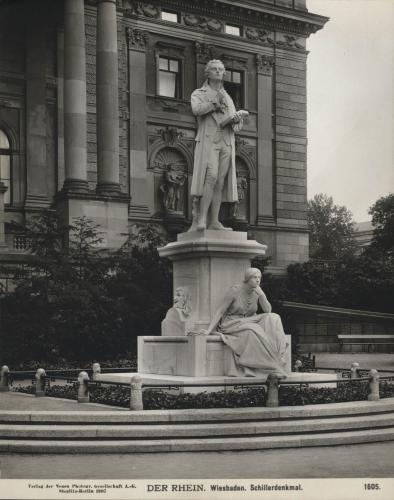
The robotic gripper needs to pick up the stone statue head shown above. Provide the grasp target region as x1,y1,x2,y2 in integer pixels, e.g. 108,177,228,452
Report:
204,59,226,80
173,286,191,316
243,267,262,284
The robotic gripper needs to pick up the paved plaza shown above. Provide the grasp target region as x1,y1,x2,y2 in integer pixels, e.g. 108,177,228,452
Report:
0,353,393,479
0,442,393,479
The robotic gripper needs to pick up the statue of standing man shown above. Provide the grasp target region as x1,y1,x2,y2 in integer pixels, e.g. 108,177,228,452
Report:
189,60,249,231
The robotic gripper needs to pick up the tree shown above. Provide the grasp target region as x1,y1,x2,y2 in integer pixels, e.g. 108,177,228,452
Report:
1,213,121,364
0,214,173,366
282,254,394,313
107,224,172,345
367,193,394,257
307,193,356,259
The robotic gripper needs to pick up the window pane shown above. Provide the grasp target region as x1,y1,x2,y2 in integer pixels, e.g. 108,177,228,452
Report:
161,11,178,22
223,71,232,82
226,25,241,36
159,71,176,97
0,129,9,149
232,71,241,84
0,155,10,180
223,81,243,108
3,179,10,204
159,57,168,71
169,59,178,72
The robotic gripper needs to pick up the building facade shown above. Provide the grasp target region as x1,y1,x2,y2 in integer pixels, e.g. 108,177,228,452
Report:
0,0,327,276
352,221,374,254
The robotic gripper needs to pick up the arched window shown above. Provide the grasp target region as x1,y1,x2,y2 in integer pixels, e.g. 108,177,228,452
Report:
0,128,11,204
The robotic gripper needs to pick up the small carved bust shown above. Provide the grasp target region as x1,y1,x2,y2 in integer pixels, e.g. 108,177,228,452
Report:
161,287,192,336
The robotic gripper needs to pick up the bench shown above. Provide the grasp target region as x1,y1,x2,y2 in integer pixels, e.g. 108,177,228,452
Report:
338,334,394,353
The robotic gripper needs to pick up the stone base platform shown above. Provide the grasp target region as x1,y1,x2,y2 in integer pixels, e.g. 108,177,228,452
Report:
138,334,293,377
95,371,339,393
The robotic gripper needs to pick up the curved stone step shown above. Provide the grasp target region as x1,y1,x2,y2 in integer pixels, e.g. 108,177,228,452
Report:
0,427,394,453
1,398,394,424
1,413,394,439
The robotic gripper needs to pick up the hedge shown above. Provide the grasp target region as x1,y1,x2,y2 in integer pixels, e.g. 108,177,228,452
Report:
12,381,394,409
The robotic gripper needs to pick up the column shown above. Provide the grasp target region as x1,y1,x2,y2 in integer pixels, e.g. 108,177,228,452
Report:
96,0,121,195
256,54,275,225
63,0,89,193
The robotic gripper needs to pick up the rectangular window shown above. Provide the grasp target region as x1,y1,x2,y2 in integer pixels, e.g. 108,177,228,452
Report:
223,69,244,108
0,155,10,204
158,56,181,98
161,10,179,23
225,24,241,36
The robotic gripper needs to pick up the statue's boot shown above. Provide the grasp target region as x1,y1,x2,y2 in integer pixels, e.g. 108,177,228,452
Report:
208,221,232,231
208,187,232,230
197,218,207,230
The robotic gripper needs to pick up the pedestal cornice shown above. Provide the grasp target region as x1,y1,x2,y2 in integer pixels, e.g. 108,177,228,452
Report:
158,230,267,261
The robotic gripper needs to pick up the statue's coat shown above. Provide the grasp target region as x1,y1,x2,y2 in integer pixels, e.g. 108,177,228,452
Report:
190,81,243,202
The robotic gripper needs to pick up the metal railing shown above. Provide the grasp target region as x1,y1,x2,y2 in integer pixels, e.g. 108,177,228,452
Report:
2,361,394,410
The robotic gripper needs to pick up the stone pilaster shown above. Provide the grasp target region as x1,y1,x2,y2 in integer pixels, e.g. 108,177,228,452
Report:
25,26,50,209
63,0,89,193
127,27,150,218
56,30,65,192
256,54,275,226
274,51,309,266
96,0,121,196
195,42,215,86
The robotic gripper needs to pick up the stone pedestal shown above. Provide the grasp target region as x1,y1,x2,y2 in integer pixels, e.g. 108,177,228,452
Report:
135,229,294,383
99,370,338,394
158,230,267,331
138,334,292,377
56,194,129,249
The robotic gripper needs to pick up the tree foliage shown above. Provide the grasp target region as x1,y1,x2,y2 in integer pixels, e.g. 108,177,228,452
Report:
367,193,394,257
0,213,172,365
308,193,356,259
279,253,394,314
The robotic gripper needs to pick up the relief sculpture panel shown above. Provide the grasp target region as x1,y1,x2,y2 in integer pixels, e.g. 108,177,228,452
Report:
153,147,188,218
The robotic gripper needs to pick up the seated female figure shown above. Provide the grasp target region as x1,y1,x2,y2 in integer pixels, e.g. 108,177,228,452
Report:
201,267,288,377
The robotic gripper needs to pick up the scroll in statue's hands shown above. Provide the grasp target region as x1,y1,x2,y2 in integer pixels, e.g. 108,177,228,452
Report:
219,109,249,128
233,110,249,122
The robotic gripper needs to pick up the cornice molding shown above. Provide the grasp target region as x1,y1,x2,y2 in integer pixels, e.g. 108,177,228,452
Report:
118,0,328,37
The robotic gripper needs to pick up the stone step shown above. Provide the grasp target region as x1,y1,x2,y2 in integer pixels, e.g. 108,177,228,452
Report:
0,426,394,453
1,413,394,439
1,398,394,424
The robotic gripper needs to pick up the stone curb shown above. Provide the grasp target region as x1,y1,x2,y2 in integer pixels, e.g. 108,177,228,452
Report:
1,397,394,423
1,413,394,439
0,427,393,453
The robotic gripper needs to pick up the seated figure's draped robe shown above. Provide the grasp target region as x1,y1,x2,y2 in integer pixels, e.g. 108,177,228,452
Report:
218,285,288,377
